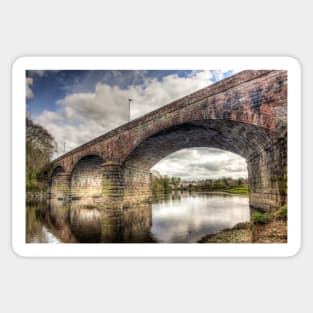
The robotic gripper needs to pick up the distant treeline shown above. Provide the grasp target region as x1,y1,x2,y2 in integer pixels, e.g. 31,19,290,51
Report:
152,172,248,195
152,174,181,194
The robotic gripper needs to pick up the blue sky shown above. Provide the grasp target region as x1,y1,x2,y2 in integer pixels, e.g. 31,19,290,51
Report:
26,69,247,180
26,70,233,118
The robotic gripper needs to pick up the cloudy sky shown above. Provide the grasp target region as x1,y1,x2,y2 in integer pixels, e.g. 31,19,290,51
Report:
26,69,247,181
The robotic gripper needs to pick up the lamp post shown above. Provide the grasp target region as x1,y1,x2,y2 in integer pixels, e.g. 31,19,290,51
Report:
128,98,133,122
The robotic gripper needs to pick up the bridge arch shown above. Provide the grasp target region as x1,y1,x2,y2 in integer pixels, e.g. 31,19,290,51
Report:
121,119,286,210
123,120,278,170
49,165,69,200
69,150,104,174
50,165,65,182
70,154,105,203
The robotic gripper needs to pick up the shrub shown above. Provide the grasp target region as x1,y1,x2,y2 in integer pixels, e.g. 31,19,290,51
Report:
252,211,269,224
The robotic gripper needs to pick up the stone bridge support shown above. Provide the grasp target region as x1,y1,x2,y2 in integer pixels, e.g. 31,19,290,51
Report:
247,133,287,211
100,162,152,208
50,172,71,202
49,161,153,209
123,166,152,206
101,162,124,208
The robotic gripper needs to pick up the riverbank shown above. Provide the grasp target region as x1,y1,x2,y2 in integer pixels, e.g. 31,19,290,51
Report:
198,222,252,243
252,206,287,243
224,187,249,195
198,206,287,243
173,187,249,195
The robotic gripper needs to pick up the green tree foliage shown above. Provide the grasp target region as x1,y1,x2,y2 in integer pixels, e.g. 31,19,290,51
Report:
26,117,56,191
214,178,226,189
171,176,181,189
152,173,182,195
162,175,171,193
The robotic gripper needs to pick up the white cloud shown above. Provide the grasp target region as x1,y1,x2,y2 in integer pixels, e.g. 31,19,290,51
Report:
152,148,247,181
26,77,34,99
35,71,219,157
130,71,215,119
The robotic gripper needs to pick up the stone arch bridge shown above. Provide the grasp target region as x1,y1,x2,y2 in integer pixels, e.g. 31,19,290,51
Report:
49,70,287,211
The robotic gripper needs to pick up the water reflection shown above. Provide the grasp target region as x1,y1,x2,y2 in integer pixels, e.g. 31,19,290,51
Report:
151,192,249,242
26,192,249,243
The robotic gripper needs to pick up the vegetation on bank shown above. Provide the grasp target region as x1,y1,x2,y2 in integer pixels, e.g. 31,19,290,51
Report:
26,117,56,192
252,206,288,243
252,205,287,224
253,220,287,243
252,211,269,224
152,171,248,195
152,174,181,194
224,187,249,194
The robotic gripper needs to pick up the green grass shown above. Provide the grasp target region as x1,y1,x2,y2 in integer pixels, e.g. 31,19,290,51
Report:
252,211,269,224
225,187,249,194
271,205,288,221
252,206,288,224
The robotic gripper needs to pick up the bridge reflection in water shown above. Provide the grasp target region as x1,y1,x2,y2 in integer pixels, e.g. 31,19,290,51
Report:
26,199,153,243
26,192,249,243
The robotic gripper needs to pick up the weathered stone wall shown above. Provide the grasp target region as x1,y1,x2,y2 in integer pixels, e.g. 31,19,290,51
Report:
248,132,287,211
101,162,124,208
50,169,71,201
123,166,152,205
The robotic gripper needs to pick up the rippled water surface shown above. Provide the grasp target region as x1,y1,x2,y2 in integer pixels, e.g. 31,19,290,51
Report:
26,192,250,243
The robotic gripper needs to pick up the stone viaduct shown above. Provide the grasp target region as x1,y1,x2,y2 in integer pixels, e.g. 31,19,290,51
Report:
49,70,287,212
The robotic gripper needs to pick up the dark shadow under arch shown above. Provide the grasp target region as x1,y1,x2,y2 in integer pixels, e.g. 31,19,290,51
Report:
49,165,65,185
123,120,278,171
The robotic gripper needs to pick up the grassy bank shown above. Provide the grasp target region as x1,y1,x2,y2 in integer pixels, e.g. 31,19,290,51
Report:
224,187,249,195
252,206,287,224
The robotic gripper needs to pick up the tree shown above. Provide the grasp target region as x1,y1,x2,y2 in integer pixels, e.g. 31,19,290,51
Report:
163,175,171,193
26,117,56,191
171,176,181,189
214,179,225,189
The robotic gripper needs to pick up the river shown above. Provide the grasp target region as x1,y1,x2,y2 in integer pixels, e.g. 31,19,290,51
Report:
26,192,250,243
